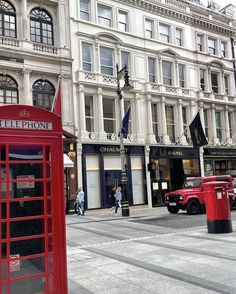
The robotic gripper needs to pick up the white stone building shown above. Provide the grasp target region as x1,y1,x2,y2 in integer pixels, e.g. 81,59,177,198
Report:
70,0,236,209
0,0,76,210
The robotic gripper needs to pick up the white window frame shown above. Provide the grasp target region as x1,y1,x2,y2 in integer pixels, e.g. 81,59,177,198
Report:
103,97,116,133
152,103,159,139
196,34,204,51
97,3,112,27
166,105,175,143
221,41,227,58
162,61,173,86
118,10,128,32
148,57,156,83
100,46,114,76
178,64,185,88
85,95,94,132
145,18,154,39
175,27,183,46
121,51,131,73
80,0,90,21
81,42,92,72
224,74,229,95
211,71,219,93
215,111,222,140
159,23,171,43
208,37,217,55
200,68,206,91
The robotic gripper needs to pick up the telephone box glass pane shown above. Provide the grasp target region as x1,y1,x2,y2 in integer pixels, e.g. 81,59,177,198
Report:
12,181,44,198
10,200,44,218
10,256,45,279
10,163,43,179
9,145,43,161
0,145,6,161
1,242,6,259
10,238,45,257
10,276,45,294
10,219,44,237
1,261,7,280
1,202,6,219
1,222,6,239
0,164,7,199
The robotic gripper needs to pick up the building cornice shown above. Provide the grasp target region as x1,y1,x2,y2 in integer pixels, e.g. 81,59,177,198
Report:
115,0,235,37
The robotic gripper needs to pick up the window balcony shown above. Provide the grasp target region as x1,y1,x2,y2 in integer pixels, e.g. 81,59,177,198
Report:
0,36,20,48
32,43,58,55
147,82,196,98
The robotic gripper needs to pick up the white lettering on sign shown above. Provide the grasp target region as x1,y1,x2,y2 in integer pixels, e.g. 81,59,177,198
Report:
0,119,53,130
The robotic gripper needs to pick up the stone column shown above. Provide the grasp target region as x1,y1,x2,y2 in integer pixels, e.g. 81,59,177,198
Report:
157,56,163,84
76,143,83,187
23,68,32,105
177,99,187,145
161,96,170,144
157,56,162,84
97,87,106,140
206,65,211,92
199,102,205,130
21,0,28,40
175,59,179,87
224,106,230,142
78,85,87,139
146,95,156,144
61,74,74,133
145,144,153,208
190,100,196,119
211,104,218,145
219,69,224,95
135,93,143,143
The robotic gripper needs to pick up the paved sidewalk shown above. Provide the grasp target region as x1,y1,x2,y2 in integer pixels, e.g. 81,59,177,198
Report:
66,206,236,294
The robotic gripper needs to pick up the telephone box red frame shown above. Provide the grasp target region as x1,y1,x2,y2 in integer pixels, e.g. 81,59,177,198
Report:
0,105,67,294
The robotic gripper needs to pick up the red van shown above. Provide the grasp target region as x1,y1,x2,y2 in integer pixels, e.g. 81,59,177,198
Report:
164,175,235,215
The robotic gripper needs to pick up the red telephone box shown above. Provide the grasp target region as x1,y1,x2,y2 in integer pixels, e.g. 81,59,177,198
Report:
0,105,67,293
203,181,233,234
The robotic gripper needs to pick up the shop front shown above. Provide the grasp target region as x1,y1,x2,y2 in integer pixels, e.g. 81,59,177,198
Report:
204,148,236,177
82,144,147,209
149,146,200,206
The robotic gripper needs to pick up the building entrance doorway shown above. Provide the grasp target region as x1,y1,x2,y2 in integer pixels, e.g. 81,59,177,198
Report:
170,159,185,191
104,170,120,207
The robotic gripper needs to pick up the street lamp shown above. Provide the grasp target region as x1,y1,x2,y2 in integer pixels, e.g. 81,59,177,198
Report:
116,63,132,217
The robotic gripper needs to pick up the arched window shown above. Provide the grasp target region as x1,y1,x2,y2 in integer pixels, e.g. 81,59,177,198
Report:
32,80,55,111
0,75,18,104
0,1,16,38
30,8,53,45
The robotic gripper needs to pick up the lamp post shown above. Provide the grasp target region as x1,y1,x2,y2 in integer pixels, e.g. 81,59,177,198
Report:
116,63,132,217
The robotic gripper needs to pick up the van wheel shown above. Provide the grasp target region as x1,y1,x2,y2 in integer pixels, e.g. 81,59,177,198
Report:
167,206,179,214
187,200,200,215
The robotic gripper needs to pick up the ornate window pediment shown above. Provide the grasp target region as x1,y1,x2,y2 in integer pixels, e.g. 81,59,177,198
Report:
209,60,224,68
157,49,180,57
94,32,123,44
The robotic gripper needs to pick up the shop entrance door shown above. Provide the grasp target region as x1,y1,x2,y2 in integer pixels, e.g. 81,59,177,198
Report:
0,105,67,294
104,170,120,208
170,159,185,191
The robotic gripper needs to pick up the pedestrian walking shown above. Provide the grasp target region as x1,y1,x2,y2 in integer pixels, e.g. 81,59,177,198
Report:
114,187,122,215
76,187,85,216
108,186,116,215
74,188,79,214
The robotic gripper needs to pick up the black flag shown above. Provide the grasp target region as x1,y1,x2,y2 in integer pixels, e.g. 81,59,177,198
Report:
189,112,208,147
121,105,131,139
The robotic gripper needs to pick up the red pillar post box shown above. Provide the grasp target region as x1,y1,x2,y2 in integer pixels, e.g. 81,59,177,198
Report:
0,105,67,293
203,181,233,234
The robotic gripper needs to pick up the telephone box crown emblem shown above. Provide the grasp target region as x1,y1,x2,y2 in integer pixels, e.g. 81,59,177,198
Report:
19,109,31,118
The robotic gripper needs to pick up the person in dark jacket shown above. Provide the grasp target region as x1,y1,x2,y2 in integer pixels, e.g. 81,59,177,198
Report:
108,186,116,215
